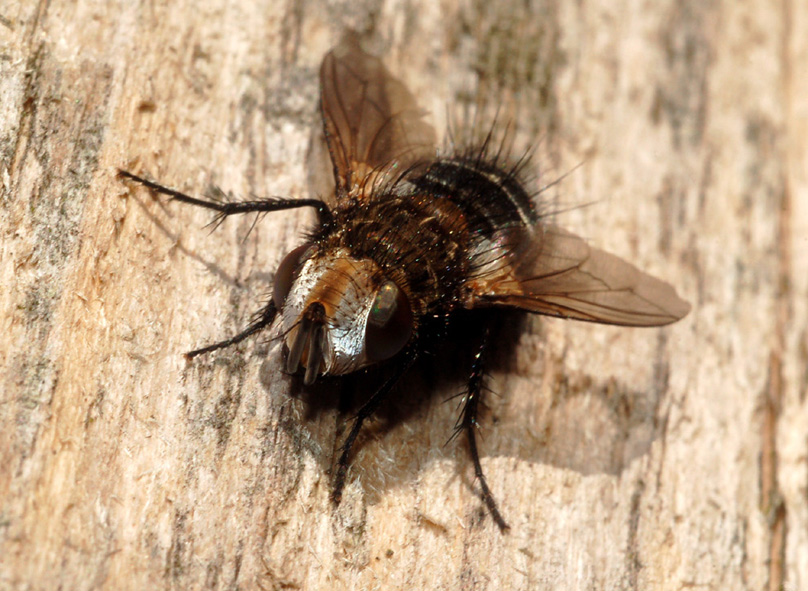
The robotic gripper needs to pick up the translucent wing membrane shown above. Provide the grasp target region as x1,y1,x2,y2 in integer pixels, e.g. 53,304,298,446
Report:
474,225,691,326
320,33,437,203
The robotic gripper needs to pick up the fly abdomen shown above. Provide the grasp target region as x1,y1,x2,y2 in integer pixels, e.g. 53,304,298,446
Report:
406,158,539,237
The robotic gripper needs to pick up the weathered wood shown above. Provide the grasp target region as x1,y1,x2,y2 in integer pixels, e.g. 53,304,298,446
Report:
1,0,805,589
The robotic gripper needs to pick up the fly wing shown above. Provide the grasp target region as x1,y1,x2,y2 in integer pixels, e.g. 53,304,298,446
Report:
471,225,691,326
319,33,437,205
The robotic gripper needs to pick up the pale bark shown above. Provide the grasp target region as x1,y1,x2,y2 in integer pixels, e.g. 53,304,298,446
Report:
0,1,806,590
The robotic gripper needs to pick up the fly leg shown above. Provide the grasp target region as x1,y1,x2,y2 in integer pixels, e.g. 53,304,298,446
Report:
118,170,329,357
118,170,310,359
118,170,331,223
333,352,417,504
185,300,278,359
458,326,510,531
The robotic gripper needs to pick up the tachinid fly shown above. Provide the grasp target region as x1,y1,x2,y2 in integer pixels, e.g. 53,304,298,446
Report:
119,33,690,530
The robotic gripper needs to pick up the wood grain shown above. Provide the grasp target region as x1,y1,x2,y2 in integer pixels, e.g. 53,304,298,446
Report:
1,1,806,589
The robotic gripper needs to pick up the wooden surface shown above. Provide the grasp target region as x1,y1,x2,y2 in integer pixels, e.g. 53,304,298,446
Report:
1,1,806,589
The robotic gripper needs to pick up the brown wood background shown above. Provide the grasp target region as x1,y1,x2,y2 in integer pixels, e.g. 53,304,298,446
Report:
1,0,806,589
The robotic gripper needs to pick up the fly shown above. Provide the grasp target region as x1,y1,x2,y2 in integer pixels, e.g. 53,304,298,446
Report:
119,33,690,531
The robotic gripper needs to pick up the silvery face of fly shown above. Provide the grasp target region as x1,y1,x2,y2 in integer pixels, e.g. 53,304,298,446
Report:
119,32,690,531
272,245,413,383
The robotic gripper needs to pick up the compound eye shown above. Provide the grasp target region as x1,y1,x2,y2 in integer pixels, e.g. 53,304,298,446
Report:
365,281,413,362
272,243,315,308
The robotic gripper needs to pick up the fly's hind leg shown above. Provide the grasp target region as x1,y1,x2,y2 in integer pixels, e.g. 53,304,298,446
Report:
333,352,417,504
458,326,510,531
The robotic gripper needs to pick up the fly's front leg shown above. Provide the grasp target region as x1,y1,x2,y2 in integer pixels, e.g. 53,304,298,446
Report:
459,326,510,531
118,170,331,223
118,170,332,357
185,300,278,359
